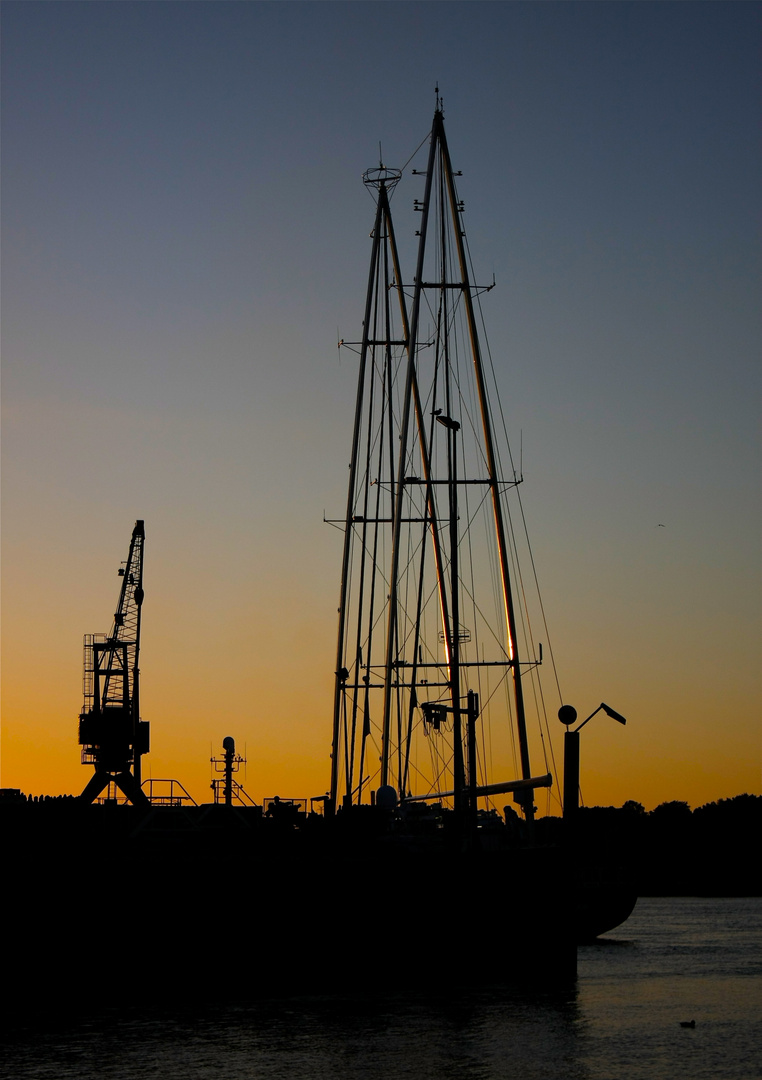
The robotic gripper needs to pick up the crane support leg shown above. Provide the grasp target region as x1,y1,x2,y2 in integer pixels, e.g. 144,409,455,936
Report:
79,771,112,805
79,769,150,807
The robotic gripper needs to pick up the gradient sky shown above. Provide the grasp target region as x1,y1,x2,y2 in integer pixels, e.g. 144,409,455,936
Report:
2,1,760,811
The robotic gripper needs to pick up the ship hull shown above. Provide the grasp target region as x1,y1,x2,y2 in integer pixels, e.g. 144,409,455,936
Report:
4,803,577,1004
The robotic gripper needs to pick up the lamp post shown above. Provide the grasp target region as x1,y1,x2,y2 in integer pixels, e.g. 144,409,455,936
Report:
558,702,627,831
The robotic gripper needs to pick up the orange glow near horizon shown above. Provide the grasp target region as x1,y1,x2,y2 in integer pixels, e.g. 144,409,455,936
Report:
3,583,759,813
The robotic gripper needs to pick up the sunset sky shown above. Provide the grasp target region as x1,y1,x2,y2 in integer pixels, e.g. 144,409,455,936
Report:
2,1,759,812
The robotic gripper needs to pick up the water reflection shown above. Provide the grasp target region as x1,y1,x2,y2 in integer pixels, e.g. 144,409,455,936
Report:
3,985,589,1080
3,900,760,1080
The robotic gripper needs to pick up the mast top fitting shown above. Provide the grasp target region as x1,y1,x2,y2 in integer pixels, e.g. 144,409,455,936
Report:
363,166,402,191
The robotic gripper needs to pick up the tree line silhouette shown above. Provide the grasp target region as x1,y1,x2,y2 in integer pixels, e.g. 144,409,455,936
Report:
1,787,759,895
539,794,761,896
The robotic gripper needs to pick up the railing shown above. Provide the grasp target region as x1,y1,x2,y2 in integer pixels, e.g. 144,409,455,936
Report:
142,778,198,807
210,778,258,807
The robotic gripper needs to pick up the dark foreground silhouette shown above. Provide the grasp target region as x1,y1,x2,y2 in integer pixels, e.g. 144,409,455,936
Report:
1,794,577,1006
2,790,756,1008
537,794,761,897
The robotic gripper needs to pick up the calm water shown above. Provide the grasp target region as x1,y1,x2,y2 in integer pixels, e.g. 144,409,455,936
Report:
2,898,760,1080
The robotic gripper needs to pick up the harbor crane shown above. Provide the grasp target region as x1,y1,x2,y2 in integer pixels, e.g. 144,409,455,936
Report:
78,520,150,806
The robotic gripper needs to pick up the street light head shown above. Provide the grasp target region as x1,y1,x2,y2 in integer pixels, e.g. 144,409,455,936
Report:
574,701,628,732
601,703,627,725
558,705,578,727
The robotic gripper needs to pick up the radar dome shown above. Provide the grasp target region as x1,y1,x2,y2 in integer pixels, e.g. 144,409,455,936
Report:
376,785,398,810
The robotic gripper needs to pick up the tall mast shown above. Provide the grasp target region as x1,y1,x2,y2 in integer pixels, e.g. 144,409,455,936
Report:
380,130,439,790
331,168,448,808
330,185,385,811
385,108,535,812
434,110,535,814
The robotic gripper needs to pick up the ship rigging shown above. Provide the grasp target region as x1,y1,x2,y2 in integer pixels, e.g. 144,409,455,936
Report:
330,101,559,822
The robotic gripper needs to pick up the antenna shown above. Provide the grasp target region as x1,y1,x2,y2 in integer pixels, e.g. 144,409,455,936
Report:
210,735,257,807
